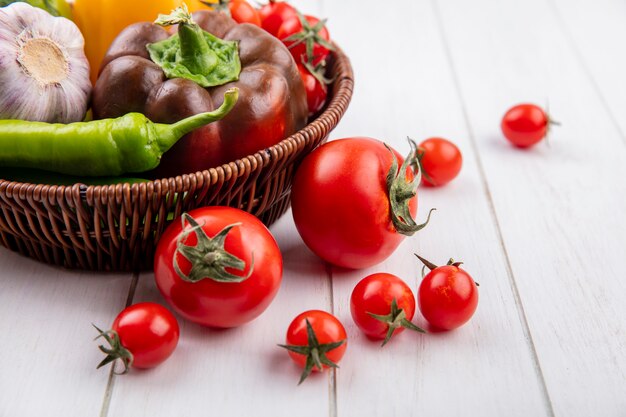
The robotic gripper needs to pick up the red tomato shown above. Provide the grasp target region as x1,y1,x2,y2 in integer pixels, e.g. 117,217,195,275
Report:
501,103,557,148
418,137,463,187
291,138,433,269
350,273,425,345
259,0,298,37
154,207,283,328
280,310,347,384
229,0,261,26
95,302,179,373
277,14,332,65
297,64,328,116
416,255,479,330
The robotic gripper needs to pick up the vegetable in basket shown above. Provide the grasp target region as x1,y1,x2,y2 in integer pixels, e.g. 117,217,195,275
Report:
92,5,307,177
0,88,238,177
0,2,91,123
0,0,71,19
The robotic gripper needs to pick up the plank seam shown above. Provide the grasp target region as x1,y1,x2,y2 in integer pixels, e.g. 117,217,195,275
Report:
430,1,557,415
325,262,338,417
99,272,140,417
545,0,626,146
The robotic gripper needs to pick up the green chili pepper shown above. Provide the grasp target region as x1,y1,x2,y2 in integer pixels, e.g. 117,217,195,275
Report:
0,87,238,177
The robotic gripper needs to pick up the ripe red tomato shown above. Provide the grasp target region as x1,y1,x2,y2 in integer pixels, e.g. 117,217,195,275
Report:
259,0,298,37
297,64,328,116
501,103,557,147
277,14,332,65
228,0,261,26
279,310,347,384
416,255,479,330
291,138,434,269
418,137,462,187
94,302,179,373
154,207,283,328
350,273,425,346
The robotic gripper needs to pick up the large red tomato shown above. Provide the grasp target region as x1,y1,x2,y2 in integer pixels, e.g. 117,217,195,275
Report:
291,138,434,269
154,207,283,328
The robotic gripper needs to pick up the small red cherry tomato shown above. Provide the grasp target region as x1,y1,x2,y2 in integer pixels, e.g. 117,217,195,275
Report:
259,0,298,37
501,103,558,148
228,0,261,26
350,273,425,346
418,137,463,187
415,255,479,330
297,64,328,117
279,310,347,384
94,302,180,373
277,14,332,65
154,207,283,328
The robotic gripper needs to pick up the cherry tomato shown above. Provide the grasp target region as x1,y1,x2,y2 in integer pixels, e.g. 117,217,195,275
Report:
501,103,557,148
277,14,332,65
416,255,479,330
297,64,328,117
279,310,347,384
228,0,261,26
291,138,434,269
350,273,425,346
259,0,298,37
94,302,179,373
154,207,283,328
418,137,463,187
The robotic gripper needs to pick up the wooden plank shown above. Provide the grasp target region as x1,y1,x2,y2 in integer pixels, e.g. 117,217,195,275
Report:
105,214,335,417
435,0,626,415
0,249,133,416
320,1,552,416
548,0,626,142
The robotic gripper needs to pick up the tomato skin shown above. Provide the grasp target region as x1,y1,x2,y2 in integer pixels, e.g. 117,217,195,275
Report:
291,138,417,269
259,1,298,37
350,273,416,340
277,15,331,65
285,310,347,369
229,0,261,26
418,265,478,330
501,104,549,147
111,303,179,369
297,64,328,116
154,207,283,328
418,138,462,187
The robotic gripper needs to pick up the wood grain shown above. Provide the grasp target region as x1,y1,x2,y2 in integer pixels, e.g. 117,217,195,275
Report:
436,0,626,415
0,249,132,416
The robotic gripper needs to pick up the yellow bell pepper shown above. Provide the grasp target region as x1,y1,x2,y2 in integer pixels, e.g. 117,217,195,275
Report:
72,0,208,83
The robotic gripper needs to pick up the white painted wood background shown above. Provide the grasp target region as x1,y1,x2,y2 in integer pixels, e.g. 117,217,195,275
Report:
1,0,625,415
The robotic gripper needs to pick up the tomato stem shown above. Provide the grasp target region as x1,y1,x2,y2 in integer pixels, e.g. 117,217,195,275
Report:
174,213,254,283
93,324,134,375
414,253,438,271
367,298,426,346
386,138,436,236
278,319,346,385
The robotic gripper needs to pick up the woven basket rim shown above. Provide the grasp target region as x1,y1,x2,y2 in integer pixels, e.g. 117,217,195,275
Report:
0,46,354,193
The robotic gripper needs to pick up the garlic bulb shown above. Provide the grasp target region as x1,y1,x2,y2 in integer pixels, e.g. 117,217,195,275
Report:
0,2,91,123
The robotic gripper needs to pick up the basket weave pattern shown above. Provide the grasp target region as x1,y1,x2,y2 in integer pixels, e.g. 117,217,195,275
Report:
0,49,353,271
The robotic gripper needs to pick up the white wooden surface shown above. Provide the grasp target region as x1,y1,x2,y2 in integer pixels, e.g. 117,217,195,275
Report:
1,0,625,416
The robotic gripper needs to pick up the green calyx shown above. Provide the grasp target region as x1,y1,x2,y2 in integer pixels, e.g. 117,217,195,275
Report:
368,298,426,347
284,11,335,63
278,319,346,385
147,4,241,87
93,324,133,375
386,138,436,236
174,213,254,283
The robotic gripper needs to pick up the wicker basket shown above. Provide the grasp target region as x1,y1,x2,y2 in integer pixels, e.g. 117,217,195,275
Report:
0,48,353,271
